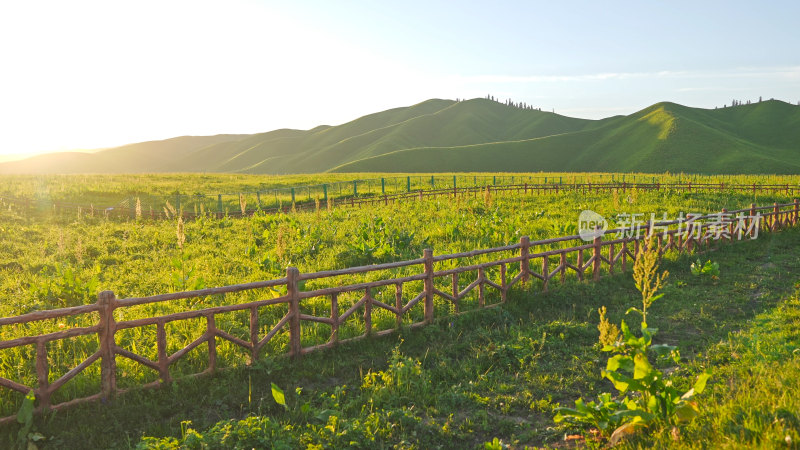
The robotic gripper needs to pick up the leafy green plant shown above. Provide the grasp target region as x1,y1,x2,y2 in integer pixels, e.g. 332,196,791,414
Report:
33,263,101,307
691,259,720,279
271,382,287,409
361,342,430,408
554,392,627,435
555,239,711,444
16,390,45,450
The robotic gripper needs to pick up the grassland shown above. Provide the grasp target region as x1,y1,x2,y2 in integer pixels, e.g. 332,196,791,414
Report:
0,173,799,448
2,98,799,175
1,171,795,218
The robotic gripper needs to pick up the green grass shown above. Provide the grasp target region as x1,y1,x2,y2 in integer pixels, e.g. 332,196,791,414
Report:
0,172,799,448
3,217,799,448
2,171,796,222
3,98,799,175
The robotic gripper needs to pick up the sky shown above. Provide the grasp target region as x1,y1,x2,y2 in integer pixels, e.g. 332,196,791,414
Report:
1,0,799,160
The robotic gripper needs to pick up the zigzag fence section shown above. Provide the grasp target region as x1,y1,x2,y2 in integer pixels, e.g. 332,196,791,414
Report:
1,181,799,221
0,200,798,424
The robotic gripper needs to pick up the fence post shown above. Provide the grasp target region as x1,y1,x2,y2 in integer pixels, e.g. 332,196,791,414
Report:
287,267,302,358
423,249,434,324
520,236,530,284
593,230,602,281
98,290,117,401
353,181,357,197
407,176,411,192
217,194,223,217
773,202,780,231
322,184,328,204
794,199,798,225
291,188,296,204
453,175,457,190
430,175,435,189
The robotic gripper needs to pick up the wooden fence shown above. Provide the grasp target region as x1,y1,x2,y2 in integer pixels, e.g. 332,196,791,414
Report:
0,200,798,424
2,181,799,221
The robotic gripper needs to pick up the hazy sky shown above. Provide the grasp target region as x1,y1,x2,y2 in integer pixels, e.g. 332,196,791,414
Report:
1,0,799,158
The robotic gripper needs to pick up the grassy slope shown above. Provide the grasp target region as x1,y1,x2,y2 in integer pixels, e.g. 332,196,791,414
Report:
175,99,599,174
0,135,248,174
7,99,798,175
334,100,800,174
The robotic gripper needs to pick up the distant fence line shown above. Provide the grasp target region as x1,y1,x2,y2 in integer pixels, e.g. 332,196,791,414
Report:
2,181,799,221
0,199,797,424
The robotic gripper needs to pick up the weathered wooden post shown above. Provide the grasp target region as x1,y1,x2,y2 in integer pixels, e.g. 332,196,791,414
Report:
287,267,302,358
364,287,373,336
541,256,549,292
721,208,730,243
793,199,799,225
249,306,259,363
593,230,602,281
35,339,49,410
773,202,780,231
330,293,340,344
423,249,434,323
520,236,530,284
451,273,459,313
206,314,217,372
750,203,757,238
394,284,403,328
98,290,117,401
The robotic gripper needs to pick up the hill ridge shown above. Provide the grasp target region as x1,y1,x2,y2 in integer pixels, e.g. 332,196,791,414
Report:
1,99,798,175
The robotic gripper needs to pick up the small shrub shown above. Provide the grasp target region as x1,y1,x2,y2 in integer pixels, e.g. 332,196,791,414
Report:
691,259,720,280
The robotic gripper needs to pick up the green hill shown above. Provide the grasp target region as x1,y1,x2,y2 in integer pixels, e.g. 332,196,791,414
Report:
334,100,800,174
2,99,799,175
0,134,248,174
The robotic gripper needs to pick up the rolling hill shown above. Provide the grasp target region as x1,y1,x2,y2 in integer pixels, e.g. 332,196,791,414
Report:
2,99,799,175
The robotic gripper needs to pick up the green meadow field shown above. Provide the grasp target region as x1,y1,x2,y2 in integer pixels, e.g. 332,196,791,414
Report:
1,173,800,448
